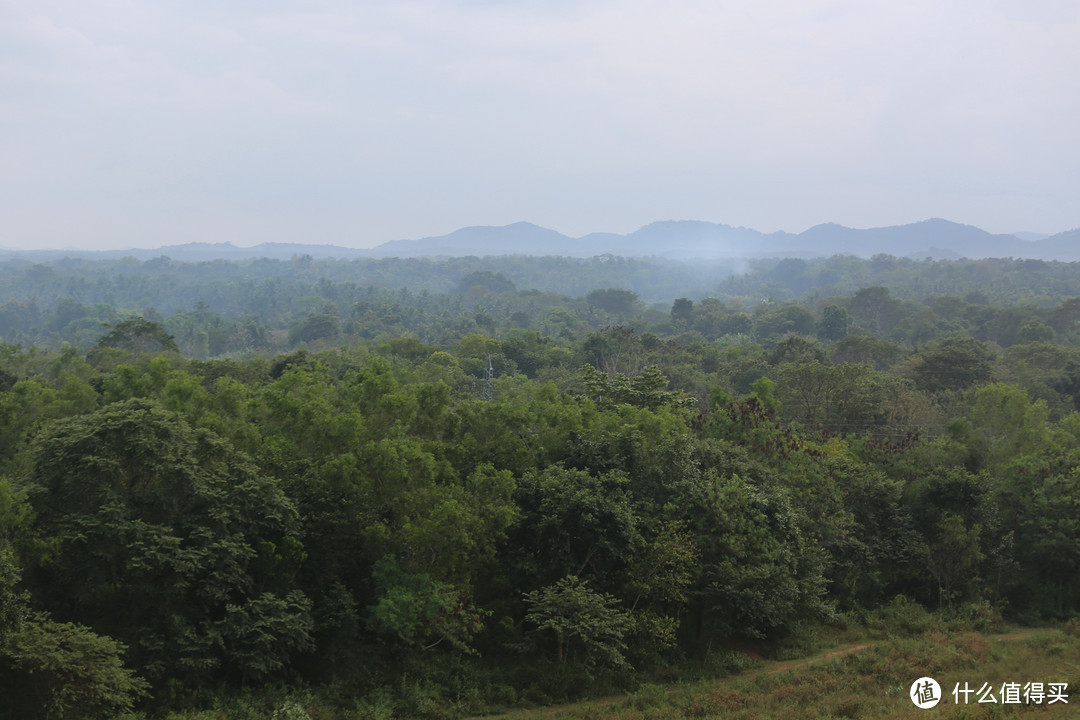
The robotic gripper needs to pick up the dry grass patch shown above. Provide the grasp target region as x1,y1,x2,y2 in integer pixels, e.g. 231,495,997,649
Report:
468,627,1078,720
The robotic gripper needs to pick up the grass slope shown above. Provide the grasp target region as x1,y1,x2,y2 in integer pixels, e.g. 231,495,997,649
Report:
473,629,1079,720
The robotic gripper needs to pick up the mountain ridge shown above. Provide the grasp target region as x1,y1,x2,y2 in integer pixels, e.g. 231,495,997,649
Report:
2,219,1078,262
364,218,1079,261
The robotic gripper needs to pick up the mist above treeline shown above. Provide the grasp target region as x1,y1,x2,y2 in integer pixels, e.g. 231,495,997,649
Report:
2,252,1080,356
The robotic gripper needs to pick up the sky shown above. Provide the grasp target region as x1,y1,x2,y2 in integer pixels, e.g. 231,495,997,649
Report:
2,0,1079,251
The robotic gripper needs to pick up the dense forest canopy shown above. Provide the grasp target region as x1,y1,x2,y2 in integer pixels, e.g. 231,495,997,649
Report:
1,252,1080,718
4,253,1080,353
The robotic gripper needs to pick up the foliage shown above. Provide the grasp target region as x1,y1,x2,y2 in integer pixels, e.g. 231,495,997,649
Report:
512,466,642,588
367,556,487,654
523,576,632,670
2,252,1080,715
685,473,829,640
93,316,178,354
22,398,312,684
586,288,640,318
581,363,694,410
0,614,149,720
905,336,995,393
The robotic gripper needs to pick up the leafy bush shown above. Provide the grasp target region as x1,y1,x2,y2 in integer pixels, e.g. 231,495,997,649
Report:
0,615,149,720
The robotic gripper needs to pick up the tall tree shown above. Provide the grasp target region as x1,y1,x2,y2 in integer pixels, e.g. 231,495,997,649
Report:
24,399,313,684
93,317,178,354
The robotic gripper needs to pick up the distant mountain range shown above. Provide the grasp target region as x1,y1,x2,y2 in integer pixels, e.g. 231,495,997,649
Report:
4,219,1079,263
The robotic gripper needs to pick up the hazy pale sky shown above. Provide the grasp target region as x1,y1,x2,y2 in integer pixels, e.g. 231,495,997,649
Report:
2,0,1078,250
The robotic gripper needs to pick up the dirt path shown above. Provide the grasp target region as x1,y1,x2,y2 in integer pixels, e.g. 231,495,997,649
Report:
767,643,873,674
764,628,1045,676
